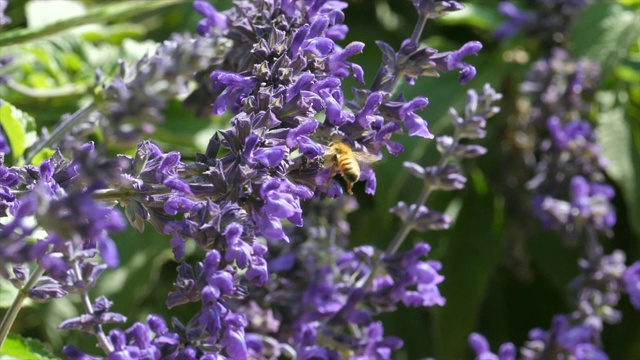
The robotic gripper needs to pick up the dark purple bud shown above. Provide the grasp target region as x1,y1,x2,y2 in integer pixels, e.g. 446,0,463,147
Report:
12,265,29,282
29,278,68,300
147,314,168,335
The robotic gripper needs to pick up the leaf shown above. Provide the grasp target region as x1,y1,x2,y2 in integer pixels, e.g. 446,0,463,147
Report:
0,277,19,309
0,101,37,162
437,3,502,31
596,91,640,236
570,2,640,72
25,0,87,29
0,334,58,359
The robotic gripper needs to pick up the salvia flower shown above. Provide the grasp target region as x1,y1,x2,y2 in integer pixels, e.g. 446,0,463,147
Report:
0,0,10,26
622,261,640,310
468,332,516,360
495,0,593,46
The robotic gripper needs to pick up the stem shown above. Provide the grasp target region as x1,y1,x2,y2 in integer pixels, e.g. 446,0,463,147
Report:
385,185,431,254
583,226,603,262
0,265,46,348
361,138,459,289
370,11,430,93
25,101,97,163
410,12,429,45
5,79,88,98
72,261,113,354
0,0,183,47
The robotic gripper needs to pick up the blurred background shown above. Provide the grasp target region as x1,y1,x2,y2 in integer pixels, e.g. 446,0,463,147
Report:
1,0,639,358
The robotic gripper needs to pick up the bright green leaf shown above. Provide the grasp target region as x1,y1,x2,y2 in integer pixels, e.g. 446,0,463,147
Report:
30,148,57,166
618,0,640,6
0,334,58,359
0,101,37,161
25,0,87,28
437,3,502,31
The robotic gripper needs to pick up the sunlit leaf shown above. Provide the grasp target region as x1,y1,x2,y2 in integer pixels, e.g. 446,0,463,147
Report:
0,101,37,161
0,334,58,359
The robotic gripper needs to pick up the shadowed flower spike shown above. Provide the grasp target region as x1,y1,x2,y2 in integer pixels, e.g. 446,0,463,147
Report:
194,0,228,35
494,2,535,40
623,261,640,309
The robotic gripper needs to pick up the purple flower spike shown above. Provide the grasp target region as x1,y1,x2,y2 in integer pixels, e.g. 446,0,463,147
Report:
194,0,228,35
327,42,365,84
623,261,640,309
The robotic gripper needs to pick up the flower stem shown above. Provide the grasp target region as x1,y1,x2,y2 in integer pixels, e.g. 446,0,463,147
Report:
72,261,113,354
410,12,429,45
370,8,430,93
25,101,97,163
0,265,46,348
361,137,459,289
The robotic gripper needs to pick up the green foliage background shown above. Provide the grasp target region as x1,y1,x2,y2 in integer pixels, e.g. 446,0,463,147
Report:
1,0,639,358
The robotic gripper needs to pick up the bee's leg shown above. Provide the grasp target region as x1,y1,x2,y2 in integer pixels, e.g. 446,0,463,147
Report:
346,181,354,195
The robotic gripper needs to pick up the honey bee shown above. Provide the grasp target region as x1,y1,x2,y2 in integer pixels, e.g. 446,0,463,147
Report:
324,141,379,195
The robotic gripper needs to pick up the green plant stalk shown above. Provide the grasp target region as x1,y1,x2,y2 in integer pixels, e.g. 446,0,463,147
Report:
5,79,88,98
0,0,183,47
360,138,458,290
72,261,113,354
0,265,46,349
369,9,430,93
25,101,97,163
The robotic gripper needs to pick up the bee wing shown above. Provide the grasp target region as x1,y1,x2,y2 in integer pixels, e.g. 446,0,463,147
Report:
353,151,380,166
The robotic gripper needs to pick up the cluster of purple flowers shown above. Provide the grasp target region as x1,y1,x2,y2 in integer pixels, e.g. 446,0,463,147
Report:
0,0,498,358
468,2,640,359
495,0,593,47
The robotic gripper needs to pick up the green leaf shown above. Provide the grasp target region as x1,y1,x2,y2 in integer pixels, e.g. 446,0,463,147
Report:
29,148,57,166
25,0,87,28
0,277,19,309
596,91,640,236
437,3,502,31
0,0,183,47
0,334,58,359
570,3,640,72
0,101,37,162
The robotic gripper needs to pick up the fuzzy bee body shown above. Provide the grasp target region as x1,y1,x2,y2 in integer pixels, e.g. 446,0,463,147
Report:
324,141,378,195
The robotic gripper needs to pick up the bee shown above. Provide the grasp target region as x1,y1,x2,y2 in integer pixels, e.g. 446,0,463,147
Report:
324,141,379,195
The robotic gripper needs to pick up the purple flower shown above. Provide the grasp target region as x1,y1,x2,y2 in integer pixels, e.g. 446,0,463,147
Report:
194,0,228,35
0,0,10,26
623,261,640,309
0,127,9,154
254,178,313,242
494,2,535,40
59,296,127,334
468,332,516,360
431,41,482,84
